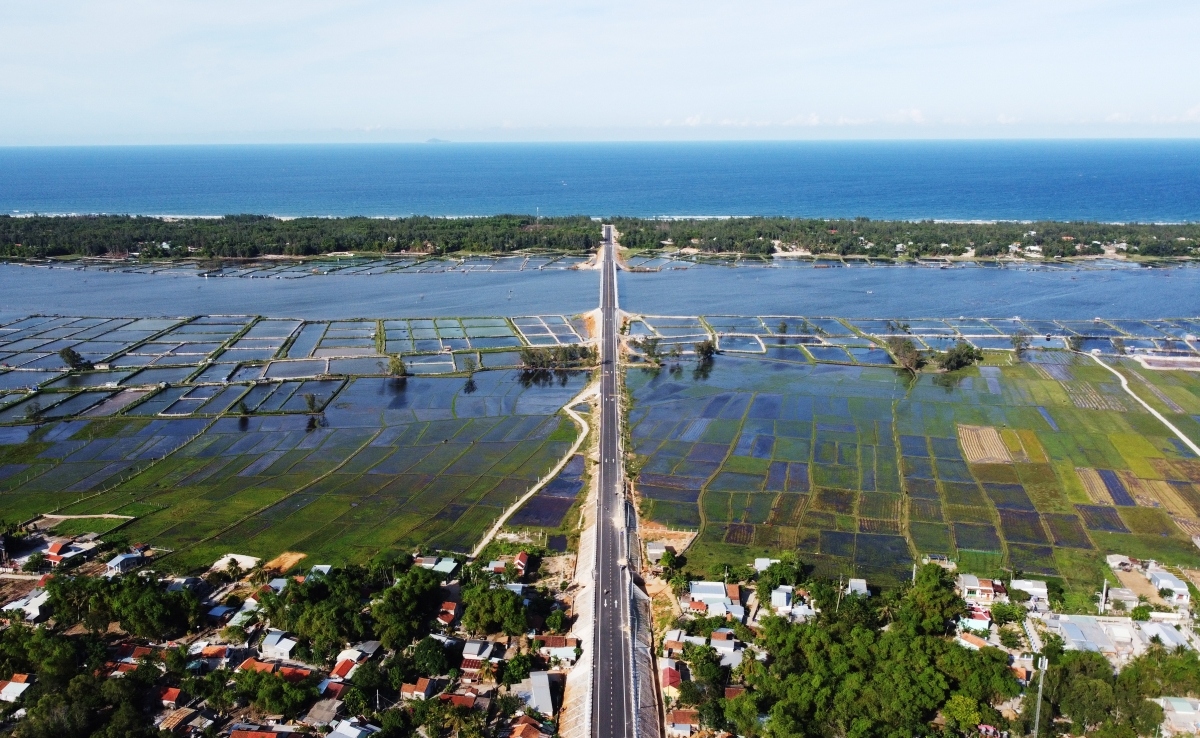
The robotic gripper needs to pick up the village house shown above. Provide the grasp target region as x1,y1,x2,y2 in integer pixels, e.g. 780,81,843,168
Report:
106,551,143,576
754,557,780,572
303,697,344,728
660,658,684,700
1153,697,1200,736
957,574,996,604
960,608,992,634
400,677,436,701
1010,578,1049,603
955,632,989,651
537,635,580,665
846,578,870,597
667,708,701,737
645,542,667,565
2,588,50,623
44,538,99,567
686,581,745,622
329,717,382,738
157,686,184,709
260,629,298,661
1148,569,1191,608
526,671,555,716
437,601,459,627
0,674,32,703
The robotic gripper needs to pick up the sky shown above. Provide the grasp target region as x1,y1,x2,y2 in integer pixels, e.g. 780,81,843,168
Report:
2,0,1199,144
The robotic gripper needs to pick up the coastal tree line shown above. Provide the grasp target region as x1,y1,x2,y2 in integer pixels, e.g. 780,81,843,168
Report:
0,214,599,259
612,217,1200,258
2,215,1198,260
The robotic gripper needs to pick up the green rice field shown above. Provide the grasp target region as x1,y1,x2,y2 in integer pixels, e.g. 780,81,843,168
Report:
627,324,1200,594
0,314,592,570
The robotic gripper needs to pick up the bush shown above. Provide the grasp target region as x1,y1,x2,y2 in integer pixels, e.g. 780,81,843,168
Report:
990,602,1025,627
936,341,983,371
412,637,449,678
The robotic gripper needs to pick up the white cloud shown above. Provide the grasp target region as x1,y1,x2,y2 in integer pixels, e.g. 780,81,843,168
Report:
0,0,1198,143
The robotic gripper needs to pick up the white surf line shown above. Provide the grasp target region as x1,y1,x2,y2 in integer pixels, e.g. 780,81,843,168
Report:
471,381,598,559
1088,353,1200,456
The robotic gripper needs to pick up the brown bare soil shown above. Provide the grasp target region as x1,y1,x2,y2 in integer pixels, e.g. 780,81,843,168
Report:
958,425,1012,464
263,551,306,573
0,577,37,606
1114,569,1167,606
1076,468,1113,505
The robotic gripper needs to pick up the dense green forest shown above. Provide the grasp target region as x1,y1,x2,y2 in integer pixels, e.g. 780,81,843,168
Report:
614,217,1200,258
0,214,599,259
1,214,1197,260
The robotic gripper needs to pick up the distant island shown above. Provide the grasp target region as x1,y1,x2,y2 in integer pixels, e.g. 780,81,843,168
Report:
1,214,1197,261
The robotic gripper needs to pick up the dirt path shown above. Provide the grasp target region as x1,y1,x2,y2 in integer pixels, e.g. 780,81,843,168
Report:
471,381,598,558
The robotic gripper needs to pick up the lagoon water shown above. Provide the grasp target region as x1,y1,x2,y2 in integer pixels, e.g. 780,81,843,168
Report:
620,264,1200,319
4,141,1200,320
4,261,1199,321
3,140,1200,221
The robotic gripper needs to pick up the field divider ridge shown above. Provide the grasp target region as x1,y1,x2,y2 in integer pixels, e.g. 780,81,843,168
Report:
154,424,386,563
1089,353,1200,456
470,380,598,558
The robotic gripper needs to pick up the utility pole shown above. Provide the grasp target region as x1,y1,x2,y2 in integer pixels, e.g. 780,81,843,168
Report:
1032,656,1048,737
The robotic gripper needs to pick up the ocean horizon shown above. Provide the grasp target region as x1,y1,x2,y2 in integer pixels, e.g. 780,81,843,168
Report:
2,140,1199,222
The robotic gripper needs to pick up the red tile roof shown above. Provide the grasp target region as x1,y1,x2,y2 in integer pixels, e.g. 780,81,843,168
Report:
158,686,181,704
661,667,682,689
324,681,347,698
669,709,700,725
331,659,356,679
402,677,432,696
238,658,276,673
538,635,577,648
725,686,746,699
279,666,310,683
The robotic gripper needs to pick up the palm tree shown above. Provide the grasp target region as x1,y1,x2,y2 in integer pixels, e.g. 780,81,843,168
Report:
478,660,496,683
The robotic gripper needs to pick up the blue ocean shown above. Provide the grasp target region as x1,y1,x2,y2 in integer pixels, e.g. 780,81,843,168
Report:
2,140,1199,221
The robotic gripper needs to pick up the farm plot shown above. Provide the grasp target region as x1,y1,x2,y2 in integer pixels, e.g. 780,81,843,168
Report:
16,370,587,570
626,333,1200,593
508,453,588,529
1,317,591,571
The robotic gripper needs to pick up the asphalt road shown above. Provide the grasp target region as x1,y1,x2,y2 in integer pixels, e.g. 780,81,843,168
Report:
592,225,633,738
